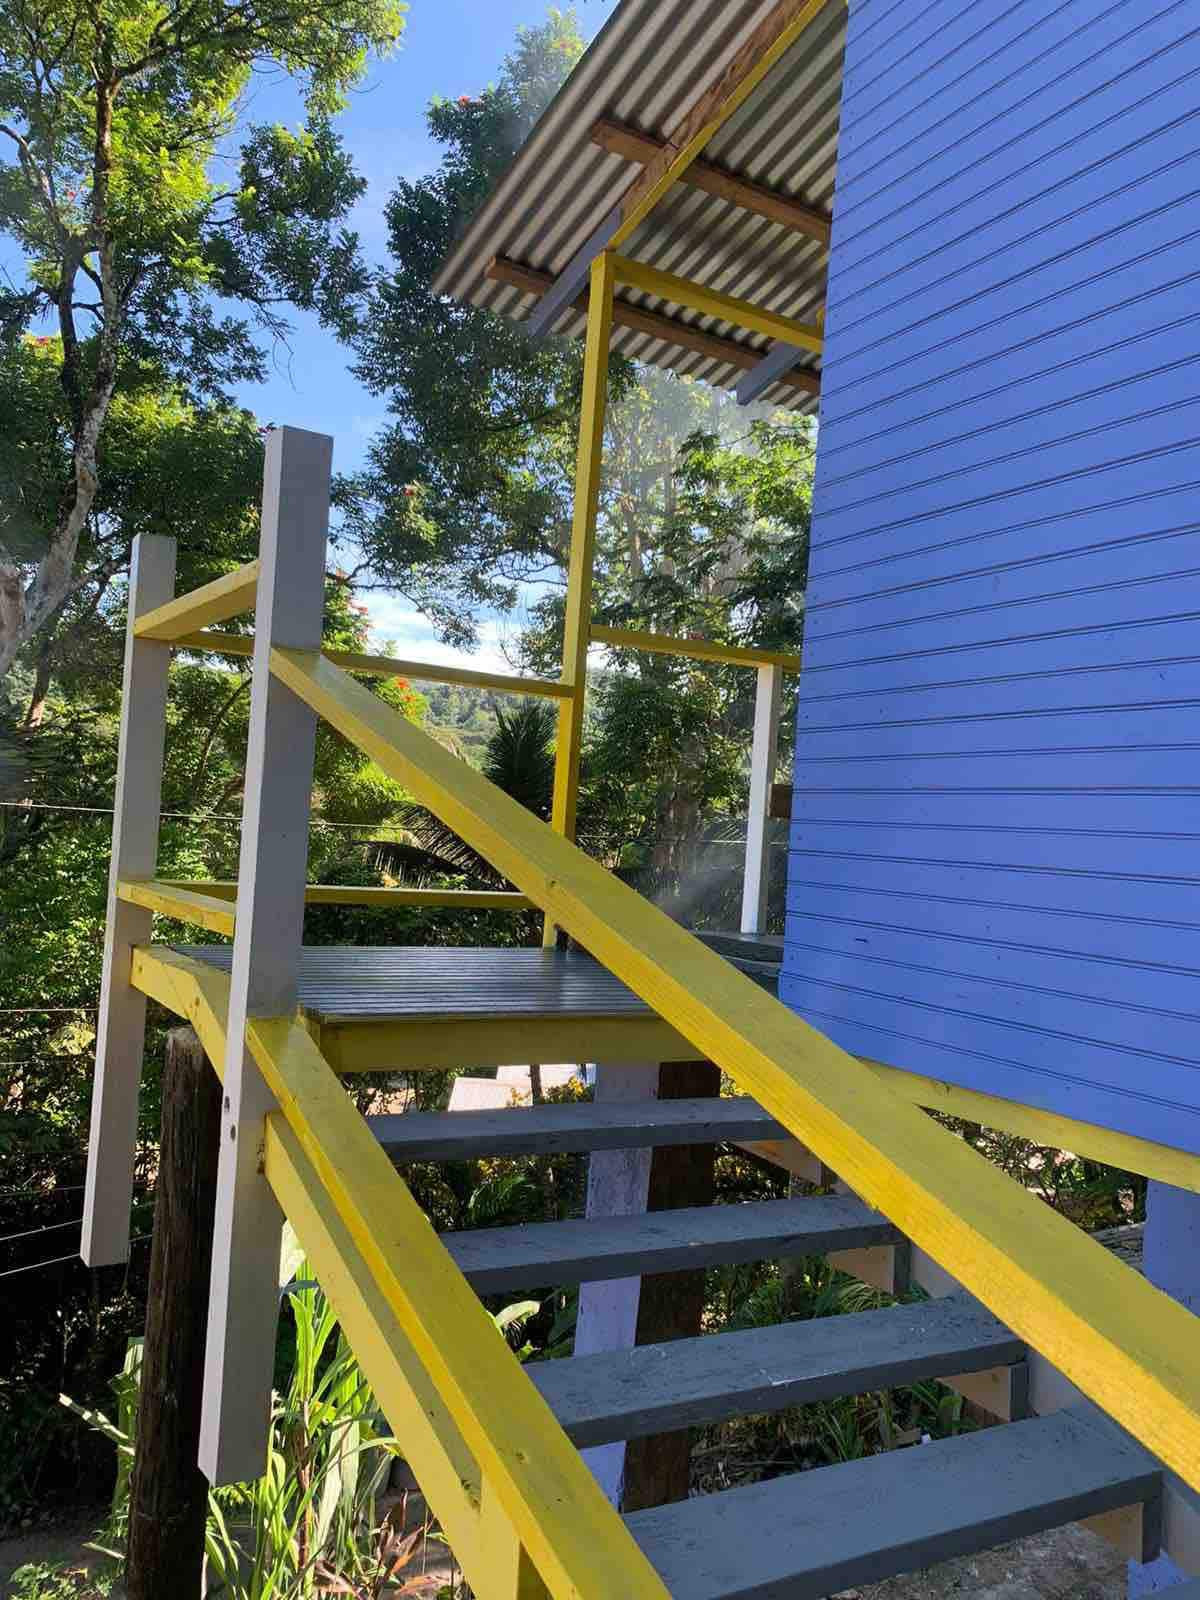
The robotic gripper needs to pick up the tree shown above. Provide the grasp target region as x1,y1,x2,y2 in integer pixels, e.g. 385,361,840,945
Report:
343,9,627,649
0,0,405,678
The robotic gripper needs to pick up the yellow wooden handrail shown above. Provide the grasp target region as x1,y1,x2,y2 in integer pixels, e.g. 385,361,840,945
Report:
158,881,534,911
170,628,573,700
133,562,260,641
270,643,1200,1493
590,623,801,671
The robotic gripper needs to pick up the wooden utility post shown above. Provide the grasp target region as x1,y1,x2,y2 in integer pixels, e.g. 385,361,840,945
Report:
126,1028,222,1599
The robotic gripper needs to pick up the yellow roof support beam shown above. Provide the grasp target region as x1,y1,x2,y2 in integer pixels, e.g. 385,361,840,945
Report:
117,878,236,937
611,0,838,251
611,253,822,353
133,561,259,641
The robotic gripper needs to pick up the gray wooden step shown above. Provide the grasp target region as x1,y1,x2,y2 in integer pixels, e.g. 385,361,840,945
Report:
370,1096,786,1161
441,1195,899,1294
529,1293,1024,1447
626,1406,1161,1600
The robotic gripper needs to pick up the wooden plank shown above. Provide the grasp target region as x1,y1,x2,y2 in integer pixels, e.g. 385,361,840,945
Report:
741,664,782,935
201,426,331,1486
117,879,236,937
737,340,816,406
370,1096,786,1161
172,628,572,699
268,646,1200,1490
611,255,822,352
322,1015,697,1074
865,1061,1200,1198
442,1195,899,1294
532,1295,1024,1448
134,561,259,641
247,1016,670,1598
625,1408,1160,1600
129,947,231,1080
159,882,533,911
590,117,831,245
591,625,800,671
609,0,838,251
83,534,176,1266
486,257,821,399
261,1115,486,1583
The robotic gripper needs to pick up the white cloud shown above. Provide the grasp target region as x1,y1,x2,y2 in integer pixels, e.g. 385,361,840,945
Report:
362,595,517,678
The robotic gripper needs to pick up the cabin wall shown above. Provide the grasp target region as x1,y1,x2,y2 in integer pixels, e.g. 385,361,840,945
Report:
780,0,1200,1153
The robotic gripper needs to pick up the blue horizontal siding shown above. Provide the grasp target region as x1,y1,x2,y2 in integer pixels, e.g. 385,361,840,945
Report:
784,0,1200,1154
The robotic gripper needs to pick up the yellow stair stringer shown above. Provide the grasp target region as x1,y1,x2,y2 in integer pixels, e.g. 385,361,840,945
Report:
247,1013,670,1600
127,944,669,1599
271,643,1200,1495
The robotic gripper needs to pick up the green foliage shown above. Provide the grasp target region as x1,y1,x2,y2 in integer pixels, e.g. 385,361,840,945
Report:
59,1261,415,1599
343,9,606,646
9,1562,114,1599
0,0,403,676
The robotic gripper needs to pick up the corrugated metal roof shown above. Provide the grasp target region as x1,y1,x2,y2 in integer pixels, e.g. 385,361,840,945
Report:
434,0,848,412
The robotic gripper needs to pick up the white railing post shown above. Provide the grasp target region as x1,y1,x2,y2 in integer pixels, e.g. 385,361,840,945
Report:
741,663,783,935
82,535,177,1265
199,426,333,1484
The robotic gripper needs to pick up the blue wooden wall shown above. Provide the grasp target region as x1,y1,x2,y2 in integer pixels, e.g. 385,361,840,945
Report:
780,0,1200,1155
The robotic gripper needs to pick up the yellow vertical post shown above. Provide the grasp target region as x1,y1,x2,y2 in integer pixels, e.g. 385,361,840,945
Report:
478,1480,553,1599
543,251,615,945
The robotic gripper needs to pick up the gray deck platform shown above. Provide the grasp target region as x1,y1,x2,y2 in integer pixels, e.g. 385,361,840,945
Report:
173,941,778,1022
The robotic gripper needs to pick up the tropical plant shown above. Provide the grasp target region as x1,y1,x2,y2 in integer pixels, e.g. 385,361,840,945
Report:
60,1257,410,1599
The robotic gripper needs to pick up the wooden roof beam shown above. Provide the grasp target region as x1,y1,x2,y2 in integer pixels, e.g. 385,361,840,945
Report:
611,0,838,250
610,254,822,353
592,117,831,247
486,255,820,398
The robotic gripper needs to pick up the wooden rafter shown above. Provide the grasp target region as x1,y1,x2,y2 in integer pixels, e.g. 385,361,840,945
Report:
486,256,820,398
611,0,837,249
591,116,831,246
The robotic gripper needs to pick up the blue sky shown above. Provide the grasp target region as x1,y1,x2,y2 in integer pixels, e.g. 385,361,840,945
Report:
226,2,611,669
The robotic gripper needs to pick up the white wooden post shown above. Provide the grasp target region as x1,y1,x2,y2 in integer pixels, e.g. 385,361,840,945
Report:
740,663,783,935
199,426,333,1484
574,1060,659,1505
83,534,176,1266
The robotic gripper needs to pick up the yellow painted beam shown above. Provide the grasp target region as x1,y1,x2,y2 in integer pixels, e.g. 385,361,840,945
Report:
246,1013,670,1599
270,644,1200,1492
549,251,616,863
610,0,837,251
128,945,231,1081
159,881,534,912
117,878,236,937
318,1013,695,1075
262,1115,486,1579
591,624,801,672
133,562,260,642
172,630,571,700
611,254,822,353
867,1060,1200,1199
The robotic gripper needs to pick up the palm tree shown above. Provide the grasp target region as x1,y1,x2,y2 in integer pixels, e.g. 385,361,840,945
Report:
373,699,556,886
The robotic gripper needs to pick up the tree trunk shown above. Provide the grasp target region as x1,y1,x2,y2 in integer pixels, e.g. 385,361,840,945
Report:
126,1027,222,1599
621,1058,721,1512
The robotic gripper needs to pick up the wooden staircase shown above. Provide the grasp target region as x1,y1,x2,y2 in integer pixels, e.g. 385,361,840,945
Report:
82,437,1200,1597
368,1085,1163,1596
